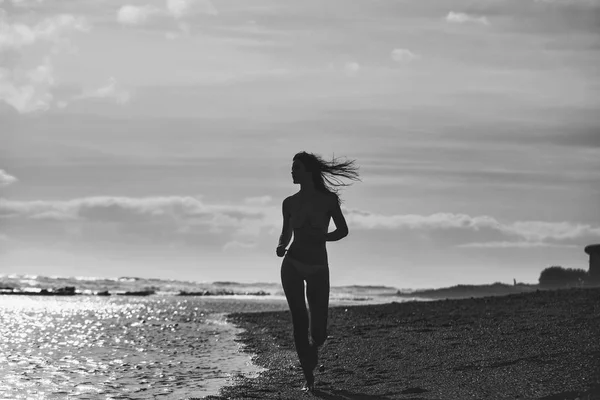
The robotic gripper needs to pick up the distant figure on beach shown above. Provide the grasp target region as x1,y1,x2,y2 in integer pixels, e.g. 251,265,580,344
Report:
276,151,360,392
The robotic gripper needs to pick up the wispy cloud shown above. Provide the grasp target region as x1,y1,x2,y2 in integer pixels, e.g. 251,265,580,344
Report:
533,0,597,4
344,209,600,243
390,48,419,63
0,11,90,113
445,12,489,25
71,77,131,105
117,5,162,26
3,197,597,252
222,240,257,252
0,196,278,248
0,57,55,113
243,196,273,206
4,0,48,7
343,62,360,77
505,221,600,241
457,241,579,249
165,22,191,39
1,196,224,221
117,0,217,27
167,0,218,18
0,169,18,187
326,61,361,77
345,209,500,231
0,13,90,51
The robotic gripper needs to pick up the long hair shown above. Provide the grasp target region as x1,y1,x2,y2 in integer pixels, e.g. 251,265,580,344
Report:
293,151,361,205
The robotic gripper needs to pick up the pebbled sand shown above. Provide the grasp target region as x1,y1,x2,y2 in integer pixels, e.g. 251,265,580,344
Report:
206,288,600,400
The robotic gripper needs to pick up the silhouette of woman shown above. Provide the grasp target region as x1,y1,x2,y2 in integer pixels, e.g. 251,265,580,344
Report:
276,151,360,392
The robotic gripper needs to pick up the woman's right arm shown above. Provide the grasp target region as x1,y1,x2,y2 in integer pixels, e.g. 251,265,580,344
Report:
276,198,292,257
325,197,348,242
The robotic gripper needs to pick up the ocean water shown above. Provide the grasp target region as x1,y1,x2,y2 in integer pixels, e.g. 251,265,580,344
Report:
0,295,292,399
0,275,414,399
0,274,407,301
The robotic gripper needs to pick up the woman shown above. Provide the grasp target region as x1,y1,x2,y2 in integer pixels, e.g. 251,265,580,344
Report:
276,151,360,392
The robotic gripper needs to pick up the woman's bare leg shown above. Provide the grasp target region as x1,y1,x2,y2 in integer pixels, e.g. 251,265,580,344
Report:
306,266,330,349
281,258,314,388
305,265,329,388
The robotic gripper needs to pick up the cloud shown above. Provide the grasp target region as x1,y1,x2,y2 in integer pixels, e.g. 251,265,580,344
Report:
0,13,90,51
343,62,360,77
0,57,55,113
445,12,489,25
166,22,191,39
533,0,597,4
243,196,273,206
117,0,217,29
4,197,597,252
0,196,278,246
0,12,90,113
117,5,161,26
504,221,600,242
222,240,257,252
6,200,596,247
457,241,579,249
391,48,419,63
71,77,131,105
344,208,600,243
167,0,218,18
5,0,46,7
0,169,18,187
345,209,500,230
0,99,18,115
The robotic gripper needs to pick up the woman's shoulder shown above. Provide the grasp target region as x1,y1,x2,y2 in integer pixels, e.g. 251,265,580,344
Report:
283,193,299,207
284,193,299,202
283,191,337,205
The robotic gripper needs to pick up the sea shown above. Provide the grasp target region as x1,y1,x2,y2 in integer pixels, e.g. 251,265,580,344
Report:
0,274,418,399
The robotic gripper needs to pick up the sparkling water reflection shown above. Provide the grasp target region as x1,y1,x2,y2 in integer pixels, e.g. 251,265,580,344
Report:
0,296,287,399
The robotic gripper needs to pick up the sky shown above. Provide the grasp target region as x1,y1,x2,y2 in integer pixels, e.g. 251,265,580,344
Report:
1,0,599,289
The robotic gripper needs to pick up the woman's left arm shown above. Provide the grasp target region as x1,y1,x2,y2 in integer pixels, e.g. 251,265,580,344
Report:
325,199,348,242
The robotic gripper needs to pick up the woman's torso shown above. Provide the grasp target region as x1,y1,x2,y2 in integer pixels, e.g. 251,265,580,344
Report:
287,191,333,265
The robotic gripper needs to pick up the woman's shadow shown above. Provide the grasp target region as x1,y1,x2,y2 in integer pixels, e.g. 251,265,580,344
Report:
310,388,392,400
310,385,428,399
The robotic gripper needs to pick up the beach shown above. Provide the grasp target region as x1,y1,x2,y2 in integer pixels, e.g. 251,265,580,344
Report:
209,287,600,400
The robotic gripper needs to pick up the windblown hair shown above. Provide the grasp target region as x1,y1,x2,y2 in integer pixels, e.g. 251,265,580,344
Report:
293,151,361,205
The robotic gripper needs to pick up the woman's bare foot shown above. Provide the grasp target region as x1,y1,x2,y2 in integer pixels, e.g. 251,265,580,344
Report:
301,376,315,393
300,345,317,393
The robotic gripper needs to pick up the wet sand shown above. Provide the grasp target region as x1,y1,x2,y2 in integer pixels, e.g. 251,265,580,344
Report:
207,287,600,400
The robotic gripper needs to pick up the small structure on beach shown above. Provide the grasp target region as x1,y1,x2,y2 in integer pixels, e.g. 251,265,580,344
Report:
584,244,600,283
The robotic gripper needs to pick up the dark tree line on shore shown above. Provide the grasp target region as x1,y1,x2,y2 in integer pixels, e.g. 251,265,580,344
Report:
539,266,588,288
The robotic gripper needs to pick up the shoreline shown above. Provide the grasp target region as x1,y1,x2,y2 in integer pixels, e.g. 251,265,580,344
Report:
206,288,600,400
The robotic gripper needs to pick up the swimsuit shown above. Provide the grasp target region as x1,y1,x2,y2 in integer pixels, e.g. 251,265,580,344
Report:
283,255,327,276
